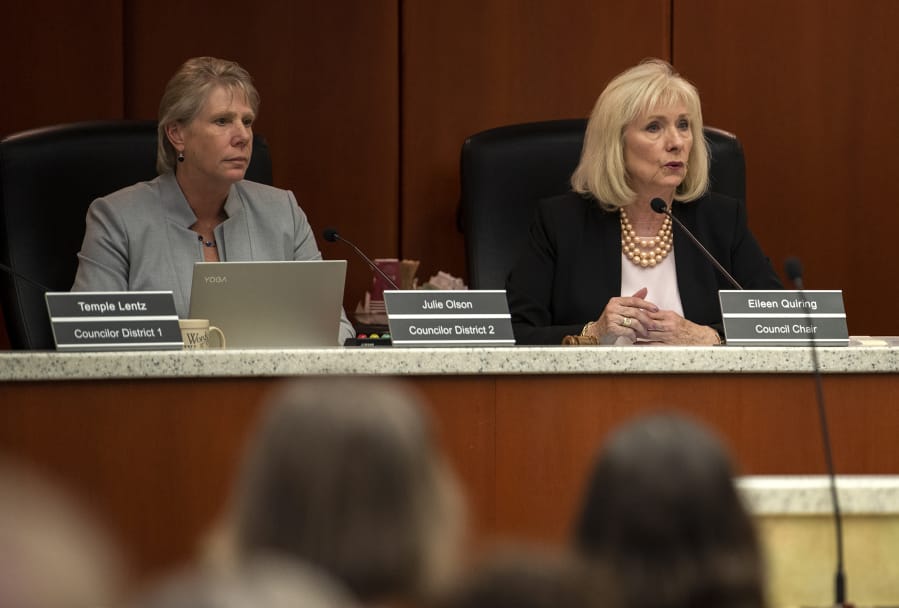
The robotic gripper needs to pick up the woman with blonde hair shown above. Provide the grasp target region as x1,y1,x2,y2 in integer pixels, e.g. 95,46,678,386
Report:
73,56,353,343
506,59,780,345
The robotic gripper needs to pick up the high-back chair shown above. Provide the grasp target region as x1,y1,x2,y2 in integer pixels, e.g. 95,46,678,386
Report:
459,119,746,290
0,120,273,349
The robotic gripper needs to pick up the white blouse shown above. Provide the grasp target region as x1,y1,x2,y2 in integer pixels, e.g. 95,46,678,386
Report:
618,246,684,344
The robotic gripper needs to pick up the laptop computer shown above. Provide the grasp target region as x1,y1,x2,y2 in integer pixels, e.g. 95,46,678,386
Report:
188,260,347,348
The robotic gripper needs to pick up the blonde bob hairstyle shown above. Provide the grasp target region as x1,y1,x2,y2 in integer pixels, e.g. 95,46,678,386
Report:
156,56,260,174
571,59,709,210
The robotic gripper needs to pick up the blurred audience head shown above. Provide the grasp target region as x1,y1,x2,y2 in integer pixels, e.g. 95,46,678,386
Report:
133,556,358,608
224,378,466,604
435,544,615,608
0,457,126,608
573,412,766,608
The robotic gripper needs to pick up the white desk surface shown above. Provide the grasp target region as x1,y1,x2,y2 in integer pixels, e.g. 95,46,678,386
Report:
2,337,898,381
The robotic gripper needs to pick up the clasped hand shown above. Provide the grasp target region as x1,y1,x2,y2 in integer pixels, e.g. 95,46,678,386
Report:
583,287,718,345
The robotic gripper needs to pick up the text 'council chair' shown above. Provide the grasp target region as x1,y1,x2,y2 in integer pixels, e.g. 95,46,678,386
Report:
0,121,273,349
459,119,746,290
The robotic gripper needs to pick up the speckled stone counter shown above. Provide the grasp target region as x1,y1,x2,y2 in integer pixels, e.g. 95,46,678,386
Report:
2,337,899,381
738,475,899,514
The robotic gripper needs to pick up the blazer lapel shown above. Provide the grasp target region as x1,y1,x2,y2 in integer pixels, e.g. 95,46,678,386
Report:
219,185,250,261
671,201,719,324
159,173,202,314
584,205,622,309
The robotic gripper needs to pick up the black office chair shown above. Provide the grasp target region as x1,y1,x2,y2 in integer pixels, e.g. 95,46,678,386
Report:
459,119,746,290
0,120,273,349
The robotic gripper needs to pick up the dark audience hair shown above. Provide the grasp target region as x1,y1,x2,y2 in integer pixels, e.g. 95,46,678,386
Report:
229,378,465,604
573,412,767,608
434,545,616,608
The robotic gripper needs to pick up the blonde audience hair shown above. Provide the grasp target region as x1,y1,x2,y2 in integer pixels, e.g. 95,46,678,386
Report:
0,458,126,608
227,378,466,604
571,58,709,210
133,557,359,608
156,56,260,174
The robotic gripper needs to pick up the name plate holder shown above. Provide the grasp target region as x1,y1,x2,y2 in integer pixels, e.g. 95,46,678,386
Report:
719,290,848,346
384,290,515,347
45,291,183,351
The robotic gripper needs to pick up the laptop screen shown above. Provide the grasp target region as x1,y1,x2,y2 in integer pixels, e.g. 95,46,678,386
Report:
188,260,347,348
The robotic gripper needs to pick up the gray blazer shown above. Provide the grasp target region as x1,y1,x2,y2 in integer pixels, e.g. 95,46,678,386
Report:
72,172,355,344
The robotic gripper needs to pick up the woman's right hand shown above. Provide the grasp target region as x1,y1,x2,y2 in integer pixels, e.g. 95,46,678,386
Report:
583,287,659,344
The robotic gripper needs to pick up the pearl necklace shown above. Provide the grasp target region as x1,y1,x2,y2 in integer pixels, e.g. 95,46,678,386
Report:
619,207,673,268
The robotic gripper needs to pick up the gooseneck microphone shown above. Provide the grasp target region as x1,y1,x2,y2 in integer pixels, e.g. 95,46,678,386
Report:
785,257,847,607
322,228,399,290
649,198,743,289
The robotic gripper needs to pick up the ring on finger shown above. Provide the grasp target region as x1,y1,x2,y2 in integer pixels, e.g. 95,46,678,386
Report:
621,316,632,328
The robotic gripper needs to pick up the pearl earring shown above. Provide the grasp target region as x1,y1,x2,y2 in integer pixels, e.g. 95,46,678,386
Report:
177,151,185,163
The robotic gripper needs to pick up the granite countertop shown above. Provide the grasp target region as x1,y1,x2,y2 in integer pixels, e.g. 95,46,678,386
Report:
738,476,899,515
1,337,898,381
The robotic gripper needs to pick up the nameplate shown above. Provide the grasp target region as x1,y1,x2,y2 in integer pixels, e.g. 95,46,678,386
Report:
719,290,849,346
384,290,515,347
45,291,183,351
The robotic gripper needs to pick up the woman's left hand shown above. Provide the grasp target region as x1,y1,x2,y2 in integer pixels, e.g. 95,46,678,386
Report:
644,310,720,345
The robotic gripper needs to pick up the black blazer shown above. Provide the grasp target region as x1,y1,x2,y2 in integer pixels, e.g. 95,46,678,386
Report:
506,191,783,345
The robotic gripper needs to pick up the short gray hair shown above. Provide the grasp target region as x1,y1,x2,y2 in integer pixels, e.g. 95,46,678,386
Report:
156,56,260,174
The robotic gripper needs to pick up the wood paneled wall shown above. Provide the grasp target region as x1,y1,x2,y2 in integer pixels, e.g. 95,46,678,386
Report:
4,1,125,132
401,0,670,281
673,0,899,336
4,372,898,577
4,0,899,339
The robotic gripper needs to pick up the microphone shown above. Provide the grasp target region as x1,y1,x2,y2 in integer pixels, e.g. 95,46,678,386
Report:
322,228,399,290
785,257,847,607
650,198,743,289
0,260,50,292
